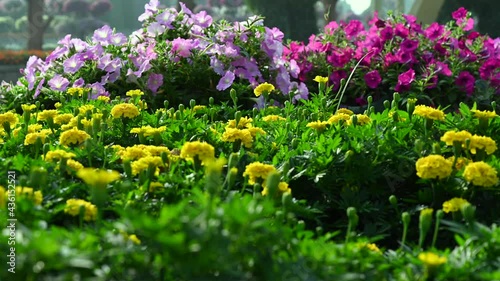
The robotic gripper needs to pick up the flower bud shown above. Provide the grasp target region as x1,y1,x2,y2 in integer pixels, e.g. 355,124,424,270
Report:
393,92,400,102
189,99,196,108
367,95,373,104
432,143,441,154
347,207,358,229
389,195,398,206
209,97,214,106
383,100,391,109
402,212,411,227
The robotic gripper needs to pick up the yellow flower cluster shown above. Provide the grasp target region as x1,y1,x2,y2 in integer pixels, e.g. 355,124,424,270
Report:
254,82,275,97
130,125,166,136
221,117,265,148
413,105,445,121
192,105,206,112
37,109,59,121
418,252,447,267
469,135,497,155
114,144,170,161
227,117,253,129
313,76,329,83
21,104,37,113
346,114,371,126
78,104,95,115
111,103,140,119
471,109,497,119
126,89,144,98
64,199,97,221
67,87,88,96
4,187,43,205
327,113,351,124
262,115,286,122
463,161,498,187
0,111,19,128
180,141,215,164
66,159,84,172
243,162,277,185
54,113,74,125
442,198,470,213
44,149,76,162
24,129,52,145
358,242,382,253
59,127,91,146
77,168,121,187
306,120,329,131
131,156,164,175
415,155,452,180
440,130,472,146
261,181,291,196
447,156,469,170
336,108,354,115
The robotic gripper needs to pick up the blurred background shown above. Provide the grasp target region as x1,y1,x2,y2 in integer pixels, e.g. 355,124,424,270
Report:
0,0,498,79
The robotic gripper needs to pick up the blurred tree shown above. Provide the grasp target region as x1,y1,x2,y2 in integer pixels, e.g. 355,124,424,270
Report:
437,0,500,37
27,0,53,50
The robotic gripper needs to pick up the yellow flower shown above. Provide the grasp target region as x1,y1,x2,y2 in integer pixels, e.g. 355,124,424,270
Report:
415,155,452,180
346,114,371,126
243,162,277,185
148,182,164,192
13,124,43,137
313,76,329,83
357,242,382,253
128,234,141,245
97,95,110,103
131,156,163,175
59,127,91,146
226,117,253,129
55,102,62,109
471,109,497,119
463,161,498,187
110,103,140,119
221,127,254,148
469,135,497,155
262,115,286,122
64,199,97,221
67,87,87,96
77,168,121,187
306,120,329,131
248,127,266,137
0,111,19,128
138,100,148,110
413,105,445,121
446,156,470,170
13,187,43,205
336,108,354,116
66,159,84,172
78,104,95,115
21,104,37,113
254,82,275,97
180,141,215,164
119,146,152,161
37,109,59,121
440,130,473,146
262,181,292,196
54,113,75,125
143,126,166,137
193,105,206,112
24,129,52,145
442,198,470,213
44,149,76,162
418,252,447,267
144,145,170,156
327,113,351,124
126,89,144,98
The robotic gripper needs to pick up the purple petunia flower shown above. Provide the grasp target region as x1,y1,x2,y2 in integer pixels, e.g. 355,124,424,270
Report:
380,26,394,41
400,39,419,53
394,69,415,92
147,22,166,37
455,71,475,95
109,33,128,46
452,7,467,20
45,46,69,63
364,70,382,89
435,61,452,76
33,78,45,99
147,73,163,93
73,78,85,88
138,0,160,22
216,71,235,91
192,10,213,28
424,22,444,41
88,82,108,99
48,74,70,92
92,25,113,45
70,38,88,52
344,20,364,39
171,38,195,58
63,54,84,74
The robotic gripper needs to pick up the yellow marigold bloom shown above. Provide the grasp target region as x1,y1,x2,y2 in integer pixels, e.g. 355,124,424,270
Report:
126,89,144,98
13,124,43,137
64,199,97,221
24,129,52,145
262,115,286,122
413,105,445,121
97,95,110,103
447,156,470,170
193,105,206,112
78,104,95,115
21,104,37,113
67,87,87,96
262,181,291,196
0,111,19,128
44,149,76,162
54,113,75,125
66,159,84,172
248,127,266,137
418,252,447,267
327,113,351,124
357,242,382,253
440,130,472,146
130,126,151,135
313,76,329,83
442,198,470,213
145,145,170,156
336,108,354,115
471,109,497,119
254,82,275,97
307,120,329,131
59,127,91,146
111,103,140,119
54,102,62,109
120,146,152,161
128,234,141,245
14,187,43,205
180,141,215,164
148,182,164,192
463,161,499,187
469,135,497,155
144,126,166,137
227,117,253,129
60,117,79,130
243,162,277,185
37,109,59,121
131,156,163,175
347,114,371,126
138,100,148,110
77,168,121,187
415,155,452,180
221,127,254,148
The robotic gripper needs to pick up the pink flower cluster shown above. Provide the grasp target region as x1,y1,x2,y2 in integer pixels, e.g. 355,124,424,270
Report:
284,7,500,107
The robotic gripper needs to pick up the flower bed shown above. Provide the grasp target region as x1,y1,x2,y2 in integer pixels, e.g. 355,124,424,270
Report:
0,2,500,280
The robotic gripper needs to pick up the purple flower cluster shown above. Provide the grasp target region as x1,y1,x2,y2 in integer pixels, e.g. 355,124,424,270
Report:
19,1,305,105
284,8,500,106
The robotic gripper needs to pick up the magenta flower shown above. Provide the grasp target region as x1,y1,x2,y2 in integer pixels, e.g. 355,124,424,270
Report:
479,59,500,80
364,70,382,89
216,71,235,91
171,38,195,58
48,75,70,92
455,71,475,95
63,54,84,74
394,69,415,92
192,10,212,28
344,20,364,39
400,39,419,53
147,73,163,93
379,26,394,41
329,70,347,91
452,7,468,20
425,23,444,41
435,61,452,76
